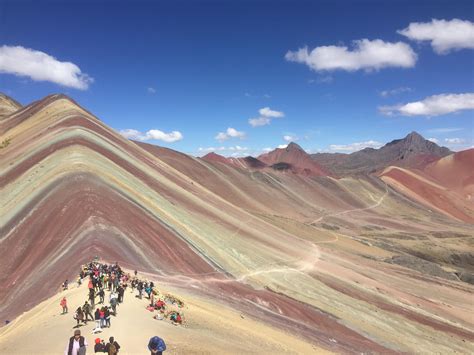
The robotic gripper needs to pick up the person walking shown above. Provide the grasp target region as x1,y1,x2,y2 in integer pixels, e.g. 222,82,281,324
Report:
110,294,118,315
98,288,105,304
148,336,166,354
83,301,94,323
60,297,68,314
65,329,88,355
74,307,85,328
93,308,102,333
89,288,95,308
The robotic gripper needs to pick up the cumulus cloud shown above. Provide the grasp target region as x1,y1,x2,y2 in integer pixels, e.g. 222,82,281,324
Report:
398,18,474,54
379,87,412,98
259,107,284,118
285,39,417,72
427,137,439,144
119,128,183,142
277,144,288,149
329,140,383,152
248,107,285,127
147,87,156,94
0,45,93,89
248,116,271,127
445,137,465,144
379,93,474,116
215,127,246,142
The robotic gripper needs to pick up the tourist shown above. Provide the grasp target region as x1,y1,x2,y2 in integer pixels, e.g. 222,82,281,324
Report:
148,336,166,354
98,288,105,304
94,338,105,353
74,307,85,327
104,306,111,328
105,336,121,355
60,297,68,314
93,308,102,333
65,329,88,355
83,301,93,323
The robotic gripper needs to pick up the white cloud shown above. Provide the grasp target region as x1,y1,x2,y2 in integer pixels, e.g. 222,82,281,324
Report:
427,137,439,144
147,87,156,94
259,107,284,118
445,137,465,144
379,87,412,98
398,18,474,54
248,107,285,127
427,127,463,134
285,39,417,72
248,116,271,127
278,144,288,149
262,147,273,153
0,45,93,89
215,127,246,142
379,93,474,116
329,140,383,152
120,128,183,143
316,75,333,84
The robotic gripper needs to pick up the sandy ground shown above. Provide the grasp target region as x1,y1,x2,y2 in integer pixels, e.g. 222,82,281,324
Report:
0,277,326,354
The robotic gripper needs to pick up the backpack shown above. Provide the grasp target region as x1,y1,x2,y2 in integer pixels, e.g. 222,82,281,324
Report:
108,342,117,355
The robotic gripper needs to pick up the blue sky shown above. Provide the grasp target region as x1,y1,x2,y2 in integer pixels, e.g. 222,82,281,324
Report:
0,0,473,156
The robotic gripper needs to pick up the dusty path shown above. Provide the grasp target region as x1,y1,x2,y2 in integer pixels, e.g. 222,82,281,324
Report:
309,183,389,225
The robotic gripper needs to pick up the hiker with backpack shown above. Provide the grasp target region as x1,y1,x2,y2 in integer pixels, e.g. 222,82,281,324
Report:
148,336,166,354
105,336,120,355
65,329,88,355
60,297,68,314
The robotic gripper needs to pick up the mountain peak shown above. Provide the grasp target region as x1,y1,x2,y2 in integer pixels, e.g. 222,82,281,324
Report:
0,93,22,119
285,142,304,151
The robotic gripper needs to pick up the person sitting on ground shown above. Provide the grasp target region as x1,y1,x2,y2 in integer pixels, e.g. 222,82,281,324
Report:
148,336,166,354
94,338,105,353
170,312,183,325
60,297,68,314
65,329,88,355
105,336,120,355
155,299,166,312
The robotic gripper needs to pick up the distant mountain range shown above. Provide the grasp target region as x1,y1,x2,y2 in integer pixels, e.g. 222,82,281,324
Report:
311,131,453,176
203,131,453,177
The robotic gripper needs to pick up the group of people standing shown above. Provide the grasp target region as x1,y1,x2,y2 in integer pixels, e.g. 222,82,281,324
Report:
63,260,167,355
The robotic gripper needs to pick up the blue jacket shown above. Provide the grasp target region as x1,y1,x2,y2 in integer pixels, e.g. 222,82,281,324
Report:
148,336,166,351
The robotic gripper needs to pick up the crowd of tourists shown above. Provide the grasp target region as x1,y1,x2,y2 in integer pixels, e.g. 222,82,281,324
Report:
62,259,169,355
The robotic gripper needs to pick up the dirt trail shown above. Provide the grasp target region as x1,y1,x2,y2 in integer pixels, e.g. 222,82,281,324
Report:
309,183,389,225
